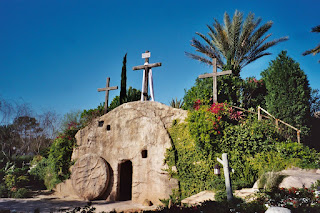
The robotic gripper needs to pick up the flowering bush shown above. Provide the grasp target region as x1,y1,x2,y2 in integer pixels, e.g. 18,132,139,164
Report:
256,186,320,212
188,101,243,155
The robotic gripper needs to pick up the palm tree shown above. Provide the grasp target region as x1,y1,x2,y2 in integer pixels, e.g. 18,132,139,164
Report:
302,25,320,62
186,10,288,76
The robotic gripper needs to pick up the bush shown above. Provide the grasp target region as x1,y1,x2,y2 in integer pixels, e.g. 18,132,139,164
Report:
30,122,80,190
165,101,320,199
10,187,29,198
0,183,8,198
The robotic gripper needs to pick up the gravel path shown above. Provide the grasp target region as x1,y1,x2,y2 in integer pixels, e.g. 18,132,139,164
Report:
0,193,157,213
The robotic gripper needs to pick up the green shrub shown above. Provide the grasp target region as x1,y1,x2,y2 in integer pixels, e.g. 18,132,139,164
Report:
275,142,320,169
10,187,29,198
0,183,8,198
30,122,80,190
165,101,320,199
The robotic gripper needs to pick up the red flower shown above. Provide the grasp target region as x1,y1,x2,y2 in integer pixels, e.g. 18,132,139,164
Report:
194,99,201,110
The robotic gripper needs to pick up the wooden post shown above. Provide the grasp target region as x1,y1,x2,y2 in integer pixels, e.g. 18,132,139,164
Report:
97,77,118,114
297,130,301,144
198,58,232,103
258,106,262,121
275,119,279,132
217,153,233,201
212,58,218,103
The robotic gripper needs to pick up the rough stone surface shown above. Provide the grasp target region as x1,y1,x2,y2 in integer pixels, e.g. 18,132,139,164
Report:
253,168,320,189
181,191,215,205
68,101,187,205
71,154,110,200
234,188,258,201
265,207,291,213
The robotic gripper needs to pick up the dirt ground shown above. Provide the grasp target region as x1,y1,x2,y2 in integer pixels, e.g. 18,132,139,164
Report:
0,191,158,213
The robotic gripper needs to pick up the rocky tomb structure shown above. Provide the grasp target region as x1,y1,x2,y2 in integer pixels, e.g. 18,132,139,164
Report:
57,101,187,205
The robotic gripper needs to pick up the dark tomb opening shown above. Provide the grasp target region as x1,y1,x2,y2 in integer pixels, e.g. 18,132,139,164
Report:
98,121,104,127
119,160,132,201
106,125,111,131
141,150,148,158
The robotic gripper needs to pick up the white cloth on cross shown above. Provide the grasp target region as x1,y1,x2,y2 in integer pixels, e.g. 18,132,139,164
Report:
141,62,155,101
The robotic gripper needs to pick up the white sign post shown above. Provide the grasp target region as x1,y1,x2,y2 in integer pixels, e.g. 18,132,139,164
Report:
217,153,233,201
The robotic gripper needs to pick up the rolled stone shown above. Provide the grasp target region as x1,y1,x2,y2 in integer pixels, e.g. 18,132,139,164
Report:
71,154,110,200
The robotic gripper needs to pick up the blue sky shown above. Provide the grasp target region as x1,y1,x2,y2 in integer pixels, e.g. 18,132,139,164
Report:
1,0,319,116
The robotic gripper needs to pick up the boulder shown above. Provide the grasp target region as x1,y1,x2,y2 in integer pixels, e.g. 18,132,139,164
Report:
265,207,291,213
253,168,320,189
181,191,215,205
71,154,110,200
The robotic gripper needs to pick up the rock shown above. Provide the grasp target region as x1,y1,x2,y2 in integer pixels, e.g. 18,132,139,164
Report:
181,191,215,205
234,188,258,201
142,199,153,206
265,207,291,213
70,101,187,204
253,168,320,190
71,153,110,200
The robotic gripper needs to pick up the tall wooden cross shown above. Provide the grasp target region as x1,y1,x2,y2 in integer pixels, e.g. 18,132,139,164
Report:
132,51,162,101
198,58,232,103
97,77,118,113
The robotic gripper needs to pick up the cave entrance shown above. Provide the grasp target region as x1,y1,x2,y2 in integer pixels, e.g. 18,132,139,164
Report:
118,160,132,201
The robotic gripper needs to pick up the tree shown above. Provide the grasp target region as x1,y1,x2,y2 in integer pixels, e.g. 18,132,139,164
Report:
302,25,320,62
261,51,311,134
120,53,127,104
310,89,320,115
109,87,141,111
182,76,243,109
186,10,288,76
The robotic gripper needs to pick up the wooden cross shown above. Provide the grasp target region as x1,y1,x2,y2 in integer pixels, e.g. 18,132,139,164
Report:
97,77,118,113
132,51,162,101
198,58,232,103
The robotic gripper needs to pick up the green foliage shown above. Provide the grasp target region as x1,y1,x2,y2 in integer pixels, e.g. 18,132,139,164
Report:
165,121,220,198
183,78,213,110
242,77,267,109
120,53,127,105
182,76,243,110
310,89,320,115
80,103,104,127
30,122,80,190
109,86,141,110
166,101,320,199
262,51,311,135
275,142,320,169
0,155,32,198
170,98,184,109
257,172,285,190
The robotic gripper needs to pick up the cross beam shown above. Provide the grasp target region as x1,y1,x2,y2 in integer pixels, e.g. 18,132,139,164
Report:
198,58,232,103
97,77,118,113
132,51,161,101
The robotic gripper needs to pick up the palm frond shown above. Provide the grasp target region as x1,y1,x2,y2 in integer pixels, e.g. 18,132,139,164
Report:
302,44,320,56
311,25,320,33
187,10,288,73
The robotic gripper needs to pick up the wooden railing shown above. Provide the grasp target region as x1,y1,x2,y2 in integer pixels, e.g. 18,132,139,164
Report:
257,106,301,143
230,105,301,143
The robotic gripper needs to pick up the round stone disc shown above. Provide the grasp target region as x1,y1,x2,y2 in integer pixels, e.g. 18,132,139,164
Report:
71,154,110,200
